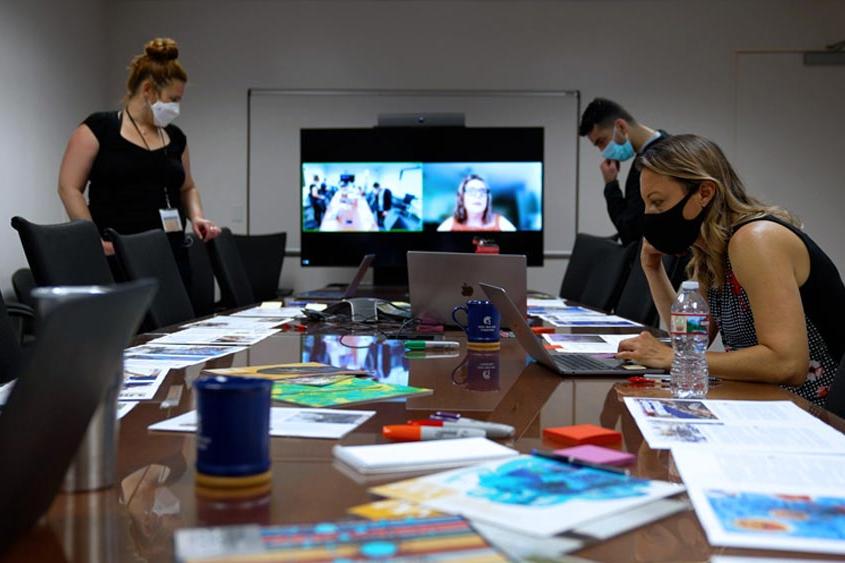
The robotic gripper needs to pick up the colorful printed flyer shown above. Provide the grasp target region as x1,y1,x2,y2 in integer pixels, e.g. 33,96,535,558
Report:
272,377,432,408
174,516,507,562
371,454,684,537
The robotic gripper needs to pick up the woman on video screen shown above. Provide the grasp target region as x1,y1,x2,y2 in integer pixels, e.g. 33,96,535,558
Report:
437,174,516,232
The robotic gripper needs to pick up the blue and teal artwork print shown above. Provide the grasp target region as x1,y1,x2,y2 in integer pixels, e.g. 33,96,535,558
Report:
707,490,845,540
457,457,650,507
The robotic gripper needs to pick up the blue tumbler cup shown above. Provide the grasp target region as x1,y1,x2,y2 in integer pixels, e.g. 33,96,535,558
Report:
195,375,272,477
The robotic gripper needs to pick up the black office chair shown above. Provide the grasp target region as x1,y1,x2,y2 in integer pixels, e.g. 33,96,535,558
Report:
105,229,195,330
580,242,637,312
0,292,22,384
233,231,287,302
11,269,36,309
560,233,626,303
0,280,156,553
11,217,114,286
209,228,257,309
824,354,845,419
185,233,217,317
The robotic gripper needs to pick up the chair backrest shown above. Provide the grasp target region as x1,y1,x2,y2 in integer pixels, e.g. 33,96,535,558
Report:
560,233,628,302
824,354,845,419
0,292,21,384
11,269,36,309
184,234,216,317
233,232,287,302
106,229,195,330
0,280,156,553
578,241,637,312
11,217,114,286
209,228,257,308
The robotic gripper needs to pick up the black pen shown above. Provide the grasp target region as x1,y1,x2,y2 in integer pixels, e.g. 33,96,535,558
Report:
530,449,631,476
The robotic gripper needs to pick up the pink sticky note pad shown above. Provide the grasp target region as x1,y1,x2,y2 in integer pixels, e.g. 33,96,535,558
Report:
552,445,636,467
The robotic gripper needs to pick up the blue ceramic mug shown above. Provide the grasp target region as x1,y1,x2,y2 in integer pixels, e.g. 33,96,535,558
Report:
451,300,500,343
195,375,272,477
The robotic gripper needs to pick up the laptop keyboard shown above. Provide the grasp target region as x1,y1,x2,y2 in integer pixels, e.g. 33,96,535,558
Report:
552,354,619,371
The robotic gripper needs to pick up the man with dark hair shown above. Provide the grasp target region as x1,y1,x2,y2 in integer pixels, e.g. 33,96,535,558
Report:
578,98,668,245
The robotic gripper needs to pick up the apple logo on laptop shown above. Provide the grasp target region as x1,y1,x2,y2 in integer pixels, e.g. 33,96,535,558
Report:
461,283,474,297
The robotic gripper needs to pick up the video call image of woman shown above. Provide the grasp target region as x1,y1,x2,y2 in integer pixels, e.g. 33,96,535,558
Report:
437,174,517,232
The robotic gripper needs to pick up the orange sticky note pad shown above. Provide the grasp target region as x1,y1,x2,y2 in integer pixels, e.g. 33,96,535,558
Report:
542,424,621,446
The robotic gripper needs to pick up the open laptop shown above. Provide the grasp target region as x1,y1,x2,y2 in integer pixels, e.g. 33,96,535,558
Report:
408,251,527,327
296,254,375,300
481,283,653,376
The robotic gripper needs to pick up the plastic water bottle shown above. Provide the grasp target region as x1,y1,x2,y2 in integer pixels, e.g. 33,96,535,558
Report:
670,280,710,399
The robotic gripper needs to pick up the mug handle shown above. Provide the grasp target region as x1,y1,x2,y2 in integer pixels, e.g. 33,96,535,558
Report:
451,305,469,330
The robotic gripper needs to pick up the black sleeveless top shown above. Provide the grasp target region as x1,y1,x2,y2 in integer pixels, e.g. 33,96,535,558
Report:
707,216,845,406
83,111,187,236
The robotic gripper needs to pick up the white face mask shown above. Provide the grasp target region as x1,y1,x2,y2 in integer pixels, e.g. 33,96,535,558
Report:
150,100,180,127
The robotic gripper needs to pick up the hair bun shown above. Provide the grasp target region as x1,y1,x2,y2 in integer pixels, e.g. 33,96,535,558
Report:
144,38,179,62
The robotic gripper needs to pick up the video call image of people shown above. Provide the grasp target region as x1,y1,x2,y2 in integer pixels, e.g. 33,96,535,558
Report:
422,162,542,232
302,163,423,232
301,335,409,385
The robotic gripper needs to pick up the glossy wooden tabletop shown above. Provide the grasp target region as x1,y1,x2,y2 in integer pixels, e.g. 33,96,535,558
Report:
4,328,845,562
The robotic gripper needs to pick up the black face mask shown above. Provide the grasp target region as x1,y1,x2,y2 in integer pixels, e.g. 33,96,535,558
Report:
643,188,709,255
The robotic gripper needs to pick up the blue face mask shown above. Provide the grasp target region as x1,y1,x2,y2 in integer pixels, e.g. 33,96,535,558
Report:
602,127,635,161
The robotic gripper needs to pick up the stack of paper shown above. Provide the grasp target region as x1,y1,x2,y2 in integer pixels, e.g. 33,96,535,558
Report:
119,364,169,401
333,437,518,475
150,407,374,439
229,305,304,319
181,316,290,330
672,447,845,555
123,344,246,368
624,397,845,555
369,454,685,536
146,327,280,347
624,397,845,452
174,516,507,562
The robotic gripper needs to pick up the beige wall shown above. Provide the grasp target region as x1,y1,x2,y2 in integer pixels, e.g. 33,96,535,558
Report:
2,1,843,294
0,0,106,292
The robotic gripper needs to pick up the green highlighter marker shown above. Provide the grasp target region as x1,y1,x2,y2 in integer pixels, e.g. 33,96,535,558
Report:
404,340,461,351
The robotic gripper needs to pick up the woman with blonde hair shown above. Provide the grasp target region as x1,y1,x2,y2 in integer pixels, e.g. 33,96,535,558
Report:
617,134,845,405
58,37,220,280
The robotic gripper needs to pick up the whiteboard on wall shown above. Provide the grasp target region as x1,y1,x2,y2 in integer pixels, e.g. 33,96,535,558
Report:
735,53,845,272
247,90,580,259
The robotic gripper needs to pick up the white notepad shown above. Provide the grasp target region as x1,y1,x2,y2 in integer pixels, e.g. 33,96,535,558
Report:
333,437,518,475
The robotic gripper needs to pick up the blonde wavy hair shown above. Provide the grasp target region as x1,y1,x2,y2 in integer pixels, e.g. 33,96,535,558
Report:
639,134,798,293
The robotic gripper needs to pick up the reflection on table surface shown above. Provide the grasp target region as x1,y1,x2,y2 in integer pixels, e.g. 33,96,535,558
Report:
6,330,845,563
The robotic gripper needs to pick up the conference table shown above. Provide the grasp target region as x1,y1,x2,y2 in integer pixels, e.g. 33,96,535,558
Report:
4,313,845,562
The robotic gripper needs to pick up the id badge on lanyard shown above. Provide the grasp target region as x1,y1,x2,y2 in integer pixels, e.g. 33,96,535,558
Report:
159,188,182,233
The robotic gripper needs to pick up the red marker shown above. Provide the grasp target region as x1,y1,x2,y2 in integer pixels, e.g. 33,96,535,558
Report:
382,424,486,442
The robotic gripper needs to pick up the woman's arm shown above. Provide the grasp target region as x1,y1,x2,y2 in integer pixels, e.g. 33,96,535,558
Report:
618,222,810,386
58,125,98,221
179,145,221,241
640,239,677,327
57,124,114,254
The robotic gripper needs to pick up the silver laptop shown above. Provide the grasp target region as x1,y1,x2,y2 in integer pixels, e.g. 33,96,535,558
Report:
408,251,527,327
296,254,375,300
480,283,652,376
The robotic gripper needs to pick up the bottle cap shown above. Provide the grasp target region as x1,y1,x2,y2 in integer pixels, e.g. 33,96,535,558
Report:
681,280,699,290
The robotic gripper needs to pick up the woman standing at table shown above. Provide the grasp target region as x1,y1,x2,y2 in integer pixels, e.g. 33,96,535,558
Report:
57,37,220,279
616,134,845,406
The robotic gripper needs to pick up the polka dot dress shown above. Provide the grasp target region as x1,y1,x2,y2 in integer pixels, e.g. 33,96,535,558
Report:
708,259,837,406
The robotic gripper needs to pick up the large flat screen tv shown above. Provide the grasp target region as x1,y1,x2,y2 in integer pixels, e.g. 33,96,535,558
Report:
300,127,544,273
